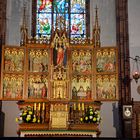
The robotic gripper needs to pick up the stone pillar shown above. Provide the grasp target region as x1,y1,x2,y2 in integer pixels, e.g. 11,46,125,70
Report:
0,0,7,44
116,0,133,138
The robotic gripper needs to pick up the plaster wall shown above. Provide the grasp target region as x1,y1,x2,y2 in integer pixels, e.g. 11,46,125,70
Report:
128,0,140,100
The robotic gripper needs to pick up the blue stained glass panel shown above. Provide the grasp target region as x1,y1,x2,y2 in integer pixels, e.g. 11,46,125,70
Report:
37,0,52,12
71,14,86,37
71,0,85,13
53,0,69,13
36,13,52,37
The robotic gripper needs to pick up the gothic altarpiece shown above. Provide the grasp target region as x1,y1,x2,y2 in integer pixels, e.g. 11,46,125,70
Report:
0,8,118,137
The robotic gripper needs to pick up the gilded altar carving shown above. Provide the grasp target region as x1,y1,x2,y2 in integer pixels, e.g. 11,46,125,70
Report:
4,48,24,72
50,104,68,129
51,66,68,99
3,74,23,99
0,7,119,138
53,81,66,99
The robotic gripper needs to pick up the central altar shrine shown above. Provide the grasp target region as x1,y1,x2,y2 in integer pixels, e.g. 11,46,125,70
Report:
0,6,118,137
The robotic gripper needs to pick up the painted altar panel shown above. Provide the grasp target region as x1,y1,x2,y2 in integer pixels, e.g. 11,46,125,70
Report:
96,74,118,100
95,47,118,100
27,74,48,99
71,75,92,100
71,50,92,74
2,74,24,99
28,49,49,72
3,47,25,72
96,48,117,73
0,46,25,100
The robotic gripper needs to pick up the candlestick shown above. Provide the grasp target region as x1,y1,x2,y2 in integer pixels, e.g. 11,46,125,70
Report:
78,103,81,111
70,105,72,113
38,103,40,111
41,109,45,123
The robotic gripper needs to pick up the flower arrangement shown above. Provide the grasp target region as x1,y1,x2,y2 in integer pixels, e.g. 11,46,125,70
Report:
16,105,37,123
80,106,101,124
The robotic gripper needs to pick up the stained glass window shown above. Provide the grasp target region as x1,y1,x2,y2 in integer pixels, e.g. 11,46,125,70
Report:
36,0,52,38
36,0,87,39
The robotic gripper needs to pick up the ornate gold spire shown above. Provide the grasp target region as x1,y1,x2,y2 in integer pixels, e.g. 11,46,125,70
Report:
20,5,28,46
93,5,101,48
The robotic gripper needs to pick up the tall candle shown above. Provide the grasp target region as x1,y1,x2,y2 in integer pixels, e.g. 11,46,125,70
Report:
42,103,45,110
34,103,36,110
73,103,76,110
82,103,84,111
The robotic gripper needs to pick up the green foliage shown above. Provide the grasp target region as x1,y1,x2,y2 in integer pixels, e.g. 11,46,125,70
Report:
16,106,36,123
80,106,101,124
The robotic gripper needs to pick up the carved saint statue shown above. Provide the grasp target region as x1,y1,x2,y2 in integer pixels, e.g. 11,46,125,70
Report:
72,86,77,100
41,83,47,98
57,45,64,66
53,42,66,66
77,86,86,99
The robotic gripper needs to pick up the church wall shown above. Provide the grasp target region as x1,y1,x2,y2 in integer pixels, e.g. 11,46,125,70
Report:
6,0,32,45
1,0,139,137
128,0,140,100
2,101,19,137
90,0,116,46
99,102,120,137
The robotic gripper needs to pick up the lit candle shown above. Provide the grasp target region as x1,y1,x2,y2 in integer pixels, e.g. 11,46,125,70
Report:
38,103,40,111
73,103,76,110
34,103,36,111
82,103,84,111
42,103,45,110
78,103,81,111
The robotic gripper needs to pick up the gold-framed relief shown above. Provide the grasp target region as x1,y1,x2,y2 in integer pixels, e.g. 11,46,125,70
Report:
28,48,49,72
71,75,92,101
27,74,48,99
3,47,25,72
96,74,118,100
49,104,69,129
71,49,92,74
2,74,24,100
96,48,117,73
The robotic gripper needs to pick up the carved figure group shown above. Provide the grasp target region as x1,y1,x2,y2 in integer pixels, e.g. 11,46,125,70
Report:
72,85,91,100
